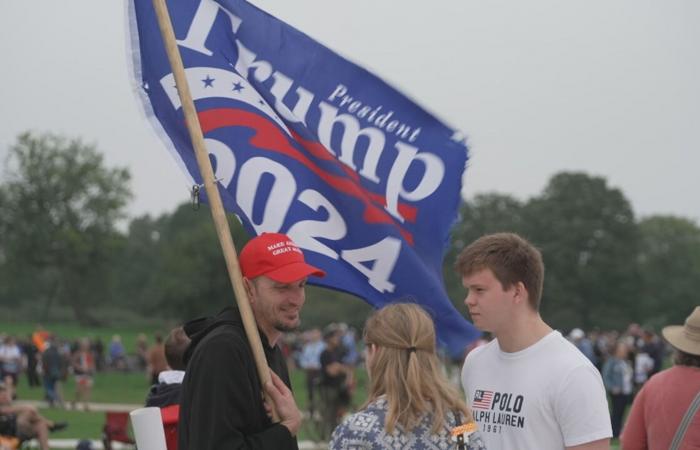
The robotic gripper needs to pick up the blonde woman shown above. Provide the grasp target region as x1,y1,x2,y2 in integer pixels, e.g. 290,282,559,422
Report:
330,303,486,450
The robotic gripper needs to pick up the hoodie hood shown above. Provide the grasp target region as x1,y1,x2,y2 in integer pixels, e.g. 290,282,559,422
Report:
182,306,274,366
182,306,240,366
145,381,182,408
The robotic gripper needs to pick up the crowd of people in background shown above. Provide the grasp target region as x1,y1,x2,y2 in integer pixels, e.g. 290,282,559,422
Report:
566,323,668,439
0,324,180,448
0,322,675,414
0,327,172,409
0,313,688,448
0,322,362,412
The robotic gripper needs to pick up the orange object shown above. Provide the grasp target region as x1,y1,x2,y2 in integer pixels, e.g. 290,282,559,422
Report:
451,421,477,437
0,435,20,450
32,330,49,353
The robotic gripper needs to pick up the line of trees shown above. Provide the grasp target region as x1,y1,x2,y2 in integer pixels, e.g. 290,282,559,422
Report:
1,132,698,331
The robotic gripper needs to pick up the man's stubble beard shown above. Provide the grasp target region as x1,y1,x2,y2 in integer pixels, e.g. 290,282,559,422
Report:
274,319,301,333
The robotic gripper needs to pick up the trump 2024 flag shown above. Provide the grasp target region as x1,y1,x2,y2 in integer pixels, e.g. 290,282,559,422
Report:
128,0,479,356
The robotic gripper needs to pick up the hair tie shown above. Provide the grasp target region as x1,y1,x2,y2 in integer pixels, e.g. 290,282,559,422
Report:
407,346,417,353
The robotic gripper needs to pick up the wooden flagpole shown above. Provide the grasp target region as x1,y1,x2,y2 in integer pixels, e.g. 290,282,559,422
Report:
150,0,278,420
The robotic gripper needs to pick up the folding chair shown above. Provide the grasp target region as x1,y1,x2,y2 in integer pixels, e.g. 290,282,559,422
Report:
102,411,135,450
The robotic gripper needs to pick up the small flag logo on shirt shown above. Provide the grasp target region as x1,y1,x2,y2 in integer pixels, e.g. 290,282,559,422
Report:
472,390,494,409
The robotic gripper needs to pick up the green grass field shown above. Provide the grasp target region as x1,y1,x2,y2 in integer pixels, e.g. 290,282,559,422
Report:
12,367,367,444
16,371,153,406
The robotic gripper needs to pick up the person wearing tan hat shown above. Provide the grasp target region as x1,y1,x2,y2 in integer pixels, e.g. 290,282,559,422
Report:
621,306,700,450
178,232,325,450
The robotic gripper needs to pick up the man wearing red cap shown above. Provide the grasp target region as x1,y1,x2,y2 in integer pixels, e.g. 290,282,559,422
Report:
178,233,325,450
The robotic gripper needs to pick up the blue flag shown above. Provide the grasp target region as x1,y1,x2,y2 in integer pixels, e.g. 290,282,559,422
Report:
128,0,479,357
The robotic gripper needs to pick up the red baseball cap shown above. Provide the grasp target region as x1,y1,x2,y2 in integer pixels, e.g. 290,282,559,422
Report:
240,232,325,283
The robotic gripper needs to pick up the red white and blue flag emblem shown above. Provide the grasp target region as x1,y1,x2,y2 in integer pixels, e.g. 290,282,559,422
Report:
472,390,494,409
127,0,479,356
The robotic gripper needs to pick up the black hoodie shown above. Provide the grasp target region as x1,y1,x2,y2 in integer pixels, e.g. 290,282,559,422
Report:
178,306,298,450
145,380,181,408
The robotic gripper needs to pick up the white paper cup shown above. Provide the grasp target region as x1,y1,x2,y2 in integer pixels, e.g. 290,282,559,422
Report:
130,407,167,450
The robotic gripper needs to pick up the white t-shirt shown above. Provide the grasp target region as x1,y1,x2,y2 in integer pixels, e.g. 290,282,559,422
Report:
461,331,611,450
0,344,22,373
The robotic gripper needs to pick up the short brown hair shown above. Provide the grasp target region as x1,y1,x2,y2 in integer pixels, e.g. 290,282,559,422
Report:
165,326,190,371
455,232,544,310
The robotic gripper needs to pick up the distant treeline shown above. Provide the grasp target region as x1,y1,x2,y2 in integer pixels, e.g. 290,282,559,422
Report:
1,132,697,331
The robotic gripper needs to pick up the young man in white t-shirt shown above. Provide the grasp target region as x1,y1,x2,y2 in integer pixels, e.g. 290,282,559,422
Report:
457,233,612,450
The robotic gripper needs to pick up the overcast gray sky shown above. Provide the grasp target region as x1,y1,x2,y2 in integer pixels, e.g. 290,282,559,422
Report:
1,1,698,223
